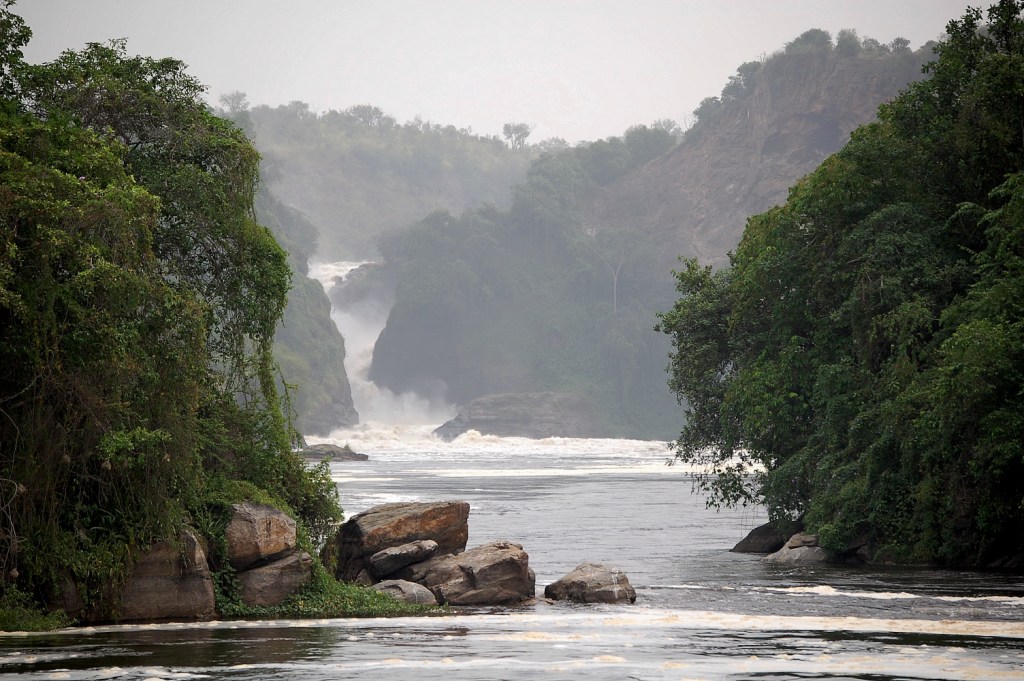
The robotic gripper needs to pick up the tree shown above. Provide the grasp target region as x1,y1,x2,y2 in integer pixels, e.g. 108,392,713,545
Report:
658,0,1024,565
502,122,532,149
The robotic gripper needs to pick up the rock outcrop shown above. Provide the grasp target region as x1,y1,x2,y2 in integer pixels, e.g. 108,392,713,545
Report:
330,501,470,581
731,522,790,554
237,551,314,607
225,502,298,570
398,541,535,605
118,531,216,622
371,579,438,605
368,539,439,579
433,392,609,441
763,533,829,565
301,442,369,461
544,563,637,604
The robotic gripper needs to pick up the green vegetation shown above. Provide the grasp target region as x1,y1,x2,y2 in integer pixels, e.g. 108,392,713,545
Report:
657,1,1024,566
0,4,383,628
244,100,536,259
369,125,681,437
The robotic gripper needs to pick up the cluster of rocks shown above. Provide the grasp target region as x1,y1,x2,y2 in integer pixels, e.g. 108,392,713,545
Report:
55,502,313,623
300,442,369,461
322,500,636,606
731,521,869,565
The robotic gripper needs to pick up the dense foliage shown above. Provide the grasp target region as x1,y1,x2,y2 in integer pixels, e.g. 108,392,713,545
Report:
244,100,537,259
657,1,1024,566
0,5,340,617
369,126,682,437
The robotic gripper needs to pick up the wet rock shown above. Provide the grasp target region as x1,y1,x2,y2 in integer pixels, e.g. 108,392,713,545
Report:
764,533,828,565
301,443,368,461
118,531,215,622
371,579,439,605
331,501,469,581
731,522,788,554
225,502,298,571
401,540,535,606
369,539,439,579
544,563,637,604
237,551,313,607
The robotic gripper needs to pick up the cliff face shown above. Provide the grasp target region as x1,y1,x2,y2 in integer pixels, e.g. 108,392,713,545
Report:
585,49,930,269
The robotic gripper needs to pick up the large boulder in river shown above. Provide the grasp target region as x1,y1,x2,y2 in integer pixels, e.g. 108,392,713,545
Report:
763,533,829,565
369,539,439,579
544,563,637,604
371,579,439,605
118,531,216,622
237,551,313,607
731,522,789,554
301,442,369,461
433,392,610,440
398,540,535,605
225,502,298,570
331,501,470,581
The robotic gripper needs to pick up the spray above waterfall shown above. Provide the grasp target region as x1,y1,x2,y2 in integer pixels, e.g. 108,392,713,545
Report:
307,261,457,429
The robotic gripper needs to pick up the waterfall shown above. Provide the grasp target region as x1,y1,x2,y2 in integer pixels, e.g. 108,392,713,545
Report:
307,261,457,430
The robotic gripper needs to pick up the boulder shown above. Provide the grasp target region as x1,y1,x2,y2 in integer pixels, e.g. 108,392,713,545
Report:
371,579,439,605
225,502,298,571
368,539,438,579
118,531,215,622
544,563,637,604
237,551,313,607
301,442,368,461
764,533,828,565
332,501,469,581
731,522,788,554
399,540,535,606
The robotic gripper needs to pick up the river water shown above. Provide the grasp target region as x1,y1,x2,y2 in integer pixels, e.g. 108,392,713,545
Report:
3,263,1022,679
2,427,1023,680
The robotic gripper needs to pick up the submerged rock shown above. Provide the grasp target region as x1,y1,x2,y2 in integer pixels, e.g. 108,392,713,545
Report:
544,563,637,604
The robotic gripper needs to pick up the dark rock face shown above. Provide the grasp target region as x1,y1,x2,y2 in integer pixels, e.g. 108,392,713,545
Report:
331,501,470,581
731,522,788,554
225,502,298,570
401,541,535,605
118,531,216,622
237,551,313,607
301,442,369,461
544,563,637,604
371,579,439,605
369,539,439,579
433,392,608,441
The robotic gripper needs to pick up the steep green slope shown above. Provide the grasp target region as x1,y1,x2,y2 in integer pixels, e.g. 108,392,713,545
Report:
658,1,1024,566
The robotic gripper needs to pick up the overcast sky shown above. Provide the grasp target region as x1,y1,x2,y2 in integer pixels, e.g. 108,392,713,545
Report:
19,1,969,143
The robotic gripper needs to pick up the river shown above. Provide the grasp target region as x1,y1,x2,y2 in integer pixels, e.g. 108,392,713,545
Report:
1,426,1022,680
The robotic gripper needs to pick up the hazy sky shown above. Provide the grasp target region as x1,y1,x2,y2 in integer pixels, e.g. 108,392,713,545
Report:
20,1,969,143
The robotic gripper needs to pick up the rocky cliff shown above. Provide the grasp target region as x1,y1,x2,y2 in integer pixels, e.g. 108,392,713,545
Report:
586,45,931,269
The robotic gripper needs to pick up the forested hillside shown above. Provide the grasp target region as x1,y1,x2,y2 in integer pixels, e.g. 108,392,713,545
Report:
0,8,341,619
245,101,536,258
363,29,932,439
657,0,1024,566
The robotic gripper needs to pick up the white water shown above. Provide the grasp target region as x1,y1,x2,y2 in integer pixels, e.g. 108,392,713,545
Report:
307,260,456,426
